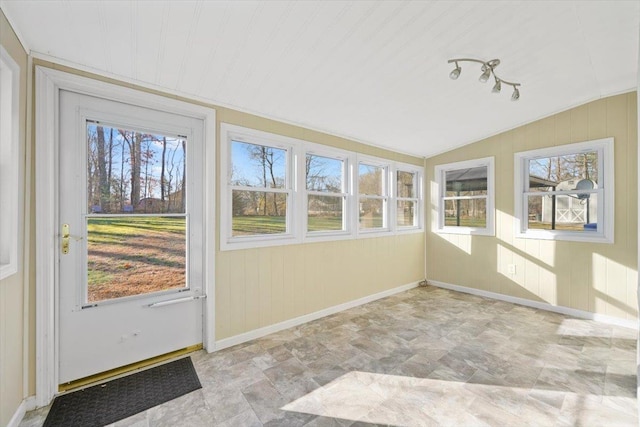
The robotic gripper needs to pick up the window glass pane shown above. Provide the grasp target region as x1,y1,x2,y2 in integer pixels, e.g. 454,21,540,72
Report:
306,155,343,192
527,193,598,231
87,216,186,302
397,200,416,227
231,140,286,189
232,190,287,236
87,124,186,214
528,151,598,189
308,195,343,232
445,166,487,194
359,164,384,196
359,198,384,229
397,171,416,198
444,199,487,227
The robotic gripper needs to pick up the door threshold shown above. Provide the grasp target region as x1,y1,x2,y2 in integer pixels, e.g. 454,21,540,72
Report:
58,344,203,392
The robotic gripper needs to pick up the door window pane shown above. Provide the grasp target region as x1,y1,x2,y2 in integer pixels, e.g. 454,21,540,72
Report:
87,123,186,214
87,216,186,303
86,122,189,304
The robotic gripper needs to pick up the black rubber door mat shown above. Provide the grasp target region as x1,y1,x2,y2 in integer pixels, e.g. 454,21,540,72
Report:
44,357,202,427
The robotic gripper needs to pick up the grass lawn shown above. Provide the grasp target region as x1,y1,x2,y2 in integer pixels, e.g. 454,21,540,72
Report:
444,218,487,227
233,215,390,233
233,215,345,234
308,216,343,232
232,216,286,235
87,216,186,302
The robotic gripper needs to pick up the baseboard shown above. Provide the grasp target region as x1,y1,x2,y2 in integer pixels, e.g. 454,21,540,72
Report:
7,396,36,427
214,281,421,351
428,280,638,330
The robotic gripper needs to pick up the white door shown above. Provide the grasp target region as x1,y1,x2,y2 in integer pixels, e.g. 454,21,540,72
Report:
58,90,205,384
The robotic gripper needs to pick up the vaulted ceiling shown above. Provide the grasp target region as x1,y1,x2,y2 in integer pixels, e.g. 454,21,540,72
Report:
2,1,638,157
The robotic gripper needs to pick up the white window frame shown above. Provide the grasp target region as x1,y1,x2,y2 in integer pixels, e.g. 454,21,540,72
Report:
434,157,495,236
303,147,354,242
220,123,425,250
0,46,20,280
395,163,423,232
220,123,299,250
514,138,614,243
356,156,392,237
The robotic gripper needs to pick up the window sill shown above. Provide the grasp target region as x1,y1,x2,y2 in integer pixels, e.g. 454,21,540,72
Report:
396,227,424,235
356,228,394,239
304,231,353,243
0,263,18,281
516,229,613,244
435,227,495,237
221,234,299,251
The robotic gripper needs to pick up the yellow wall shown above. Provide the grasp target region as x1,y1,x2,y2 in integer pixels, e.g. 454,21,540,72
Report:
425,92,638,321
12,55,424,405
0,8,28,426
216,234,424,339
215,109,424,340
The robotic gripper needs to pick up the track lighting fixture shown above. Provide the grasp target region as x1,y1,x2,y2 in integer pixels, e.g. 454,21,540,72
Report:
448,58,521,101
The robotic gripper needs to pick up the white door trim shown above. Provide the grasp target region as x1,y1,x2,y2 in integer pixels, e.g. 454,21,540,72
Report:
35,66,216,407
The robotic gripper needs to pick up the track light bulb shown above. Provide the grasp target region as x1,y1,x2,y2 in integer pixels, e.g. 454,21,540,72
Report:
479,66,491,83
449,63,461,80
511,87,520,101
492,79,501,93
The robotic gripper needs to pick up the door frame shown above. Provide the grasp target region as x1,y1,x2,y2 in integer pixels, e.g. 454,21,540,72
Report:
35,66,216,407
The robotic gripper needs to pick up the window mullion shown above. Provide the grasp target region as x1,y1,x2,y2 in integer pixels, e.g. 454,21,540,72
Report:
442,195,488,201
307,190,346,197
231,185,290,194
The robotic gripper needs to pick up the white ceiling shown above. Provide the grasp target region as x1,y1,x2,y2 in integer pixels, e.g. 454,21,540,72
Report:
2,1,638,158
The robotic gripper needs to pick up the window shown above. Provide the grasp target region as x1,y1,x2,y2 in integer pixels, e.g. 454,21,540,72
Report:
435,157,495,236
306,153,348,234
514,138,613,243
358,160,389,232
220,123,424,250
396,168,421,229
0,47,19,280
229,139,291,237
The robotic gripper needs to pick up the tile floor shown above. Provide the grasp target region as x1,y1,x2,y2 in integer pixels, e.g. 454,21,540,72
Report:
20,286,638,426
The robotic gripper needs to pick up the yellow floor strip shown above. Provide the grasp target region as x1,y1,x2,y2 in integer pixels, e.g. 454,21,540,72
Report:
58,344,203,392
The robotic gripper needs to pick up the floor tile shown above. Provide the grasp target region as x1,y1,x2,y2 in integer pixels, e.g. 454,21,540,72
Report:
19,286,638,427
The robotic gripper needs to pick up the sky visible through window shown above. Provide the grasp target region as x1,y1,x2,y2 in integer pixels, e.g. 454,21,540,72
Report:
86,123,185,213
231,140,286,188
